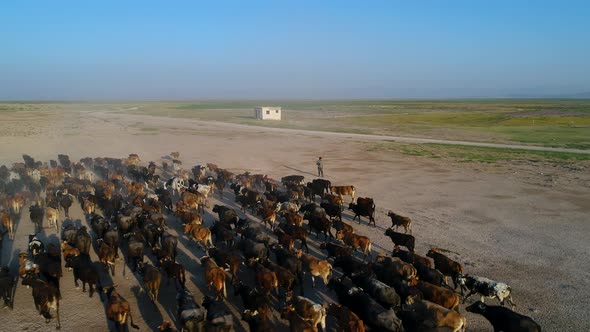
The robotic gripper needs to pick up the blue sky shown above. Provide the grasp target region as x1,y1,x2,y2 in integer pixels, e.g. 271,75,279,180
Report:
1,1,589,99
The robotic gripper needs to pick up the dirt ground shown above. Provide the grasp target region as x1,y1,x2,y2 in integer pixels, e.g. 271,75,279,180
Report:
0,110,589,331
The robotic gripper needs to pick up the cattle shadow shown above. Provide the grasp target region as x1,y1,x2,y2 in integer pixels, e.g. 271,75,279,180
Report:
131,285,164,332
281,164,317,177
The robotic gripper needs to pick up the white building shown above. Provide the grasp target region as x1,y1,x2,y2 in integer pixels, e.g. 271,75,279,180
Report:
255,106,281,120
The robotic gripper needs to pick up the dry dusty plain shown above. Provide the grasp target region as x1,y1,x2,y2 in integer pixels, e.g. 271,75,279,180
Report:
0,108,589,331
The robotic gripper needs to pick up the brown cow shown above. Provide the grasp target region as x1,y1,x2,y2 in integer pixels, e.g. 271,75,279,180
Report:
281,305,318,332
183,223,213,250
387,211,412,234
283,211,304,227
274,228,295,251
295,250,332,288
139,262,161,303
327,303,366,332
411,279,461,311
249,259,279,297
104,286,140,330
286,294,327,331
181,191,207,213
257,205,277,230
330,185,355,203
402,296,466,332
335,229,372,259
97,239,116,276
0,211,14,240
201,256,227,300
426,248,464,290
61,241,80,268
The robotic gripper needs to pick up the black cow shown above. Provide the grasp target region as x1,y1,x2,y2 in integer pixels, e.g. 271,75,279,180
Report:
202,295,234,331
351,272,401,310
466,301,541,332
21,276,61,329
234,282,270,316
348,197,376,227
332,256,369,278
65,253,101,298
29,205,44,233
327,278,404,332
385,228,415,252
176,288,206,332
0,267,15,308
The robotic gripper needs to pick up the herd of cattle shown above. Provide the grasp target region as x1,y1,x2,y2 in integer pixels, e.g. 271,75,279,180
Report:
0,153,542,331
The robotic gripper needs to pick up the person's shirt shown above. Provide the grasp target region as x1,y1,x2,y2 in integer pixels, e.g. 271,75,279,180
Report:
316,159,323,168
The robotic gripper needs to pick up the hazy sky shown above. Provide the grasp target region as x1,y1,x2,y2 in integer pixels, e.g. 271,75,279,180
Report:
1,1,589,99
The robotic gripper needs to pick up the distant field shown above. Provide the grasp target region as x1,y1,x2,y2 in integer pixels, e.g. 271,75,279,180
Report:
1,99,589,149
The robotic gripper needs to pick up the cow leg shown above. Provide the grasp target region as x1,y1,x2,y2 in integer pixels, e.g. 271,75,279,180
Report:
311,276,316,288
82,281,86,292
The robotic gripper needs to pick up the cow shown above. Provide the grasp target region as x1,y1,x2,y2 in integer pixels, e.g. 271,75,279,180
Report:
384,228,415,252
58,193,73,218
327,303,365,332
208,247,241,285
201,256,227,300
97,239,116,276
278,222,310,253
457,274,516,309
176,288,206,332
327,279,404,332
414,262,448,288
202,295,234,331
351,272,401,310
1,211,15,240
281,305,318,332
75,226,92,254
282,211,304,228
262,258,299,295
29,204,44,233
319,241,353,259
295,250,332,288
234,281,270,318
64,253,101,298
286,294,327,332
270,244,305,295
330,185,355,203
387,211,412,234
257,205,277,229
126,235,145,272
181,191,207,213
335,229,372,259
401,296,467,332
138,262,161,303
249,259,279,297
242,309,273,332
28,235,45,261
239,238,269,261
391,246,432,268
305,213,333,241
159,256,186,289
21,276,61,329
332,219,354,234
372,255,417,283
60,241,80,266
184,223,213,251
212,204,239,227
466,301,540,332
320,202,341,221
410,279,461,311
282,175,305,187
349,197,375,227
332,256,370,278
426,248,464,290
0,267,15,309
102,286,140,331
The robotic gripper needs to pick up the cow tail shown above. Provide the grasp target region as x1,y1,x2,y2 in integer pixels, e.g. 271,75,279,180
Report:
222,279,227,298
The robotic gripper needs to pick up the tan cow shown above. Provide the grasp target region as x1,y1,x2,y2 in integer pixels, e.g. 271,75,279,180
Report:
201,256,227,299
335,229,372,259
46,207,59,231
183,223,213,250
295,250,332,288
330,185,355,203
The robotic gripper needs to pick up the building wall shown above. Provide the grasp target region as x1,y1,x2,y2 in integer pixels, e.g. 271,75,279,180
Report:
255,107,281,120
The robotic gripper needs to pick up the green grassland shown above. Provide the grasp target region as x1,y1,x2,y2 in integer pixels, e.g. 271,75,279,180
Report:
368,141,590,164
1,99,589,151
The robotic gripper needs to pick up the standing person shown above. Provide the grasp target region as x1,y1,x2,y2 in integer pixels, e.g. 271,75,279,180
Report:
316,157,324,177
